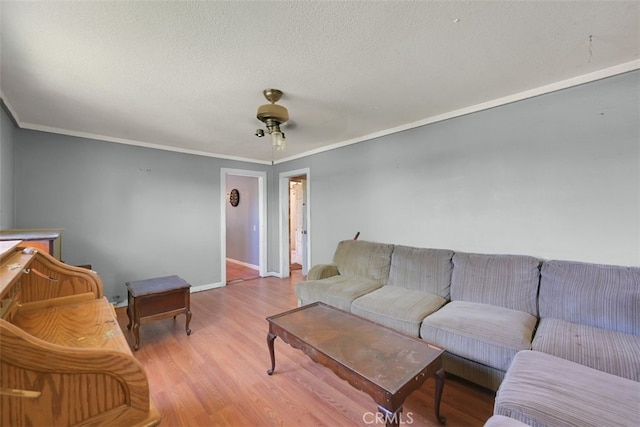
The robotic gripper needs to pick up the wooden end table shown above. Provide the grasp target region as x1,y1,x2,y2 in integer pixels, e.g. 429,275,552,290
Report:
126,275,192,351
266,302,446,426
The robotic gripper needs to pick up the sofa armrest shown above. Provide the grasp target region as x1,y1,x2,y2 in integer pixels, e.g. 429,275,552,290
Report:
307,264,339,280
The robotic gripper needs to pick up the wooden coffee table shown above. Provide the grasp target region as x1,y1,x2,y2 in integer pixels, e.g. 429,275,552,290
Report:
266,302,446,426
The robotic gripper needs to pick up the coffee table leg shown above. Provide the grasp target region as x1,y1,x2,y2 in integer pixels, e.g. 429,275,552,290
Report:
378,405,402,427
434,368,446,424
266,332,277,375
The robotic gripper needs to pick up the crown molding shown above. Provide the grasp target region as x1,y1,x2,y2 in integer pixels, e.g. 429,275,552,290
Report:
4,59,638,166
273,59,640,164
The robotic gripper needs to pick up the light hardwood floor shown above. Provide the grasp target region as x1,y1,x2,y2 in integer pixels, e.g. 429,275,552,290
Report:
115,272,495,426
226,261,260,284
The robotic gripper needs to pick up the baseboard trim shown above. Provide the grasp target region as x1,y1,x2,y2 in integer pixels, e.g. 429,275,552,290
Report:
226,258,259,270
192,282,225,292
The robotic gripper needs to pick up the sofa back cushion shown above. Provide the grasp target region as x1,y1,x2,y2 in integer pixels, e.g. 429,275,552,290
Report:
451,252,541,316
387,246,454,299
333,240,394,283
539,260,640,335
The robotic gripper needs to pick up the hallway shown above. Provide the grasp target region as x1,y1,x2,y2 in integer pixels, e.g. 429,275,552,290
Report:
226,261,259,284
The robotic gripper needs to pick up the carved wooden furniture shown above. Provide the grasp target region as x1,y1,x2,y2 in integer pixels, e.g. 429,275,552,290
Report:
266,302,446,427
0,240,160,427
126,275,192,351
0,228,62,259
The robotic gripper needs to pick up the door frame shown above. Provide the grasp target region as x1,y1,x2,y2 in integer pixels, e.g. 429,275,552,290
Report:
220,168,267,284
279,167,311,278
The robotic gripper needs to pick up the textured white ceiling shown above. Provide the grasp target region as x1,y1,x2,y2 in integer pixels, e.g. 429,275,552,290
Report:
2,1,639,164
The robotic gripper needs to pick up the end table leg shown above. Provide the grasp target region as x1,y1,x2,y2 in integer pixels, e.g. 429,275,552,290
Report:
126,292,132,330
266,332,277,375
132,322,140,351
185,308,192,336
434,368,446,424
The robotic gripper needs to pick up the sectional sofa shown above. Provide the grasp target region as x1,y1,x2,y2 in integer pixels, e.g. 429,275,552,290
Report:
295,239,640,426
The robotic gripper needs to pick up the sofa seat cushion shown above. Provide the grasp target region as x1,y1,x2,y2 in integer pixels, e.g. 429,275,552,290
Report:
295,276,383,312
420,301,537,372
495,350,640,427
532,317,640,381
351,287,447,337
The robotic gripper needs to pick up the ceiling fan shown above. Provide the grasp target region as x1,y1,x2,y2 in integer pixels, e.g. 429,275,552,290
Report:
255,88,289,151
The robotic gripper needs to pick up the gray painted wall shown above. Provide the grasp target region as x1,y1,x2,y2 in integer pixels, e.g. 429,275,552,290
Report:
1,107,16,229
14,130,268,301
6,70,640,304
276,70,640,267
225,175,259,265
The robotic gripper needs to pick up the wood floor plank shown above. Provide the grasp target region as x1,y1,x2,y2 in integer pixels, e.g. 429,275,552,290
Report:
115,272,495,426
226,261,260,284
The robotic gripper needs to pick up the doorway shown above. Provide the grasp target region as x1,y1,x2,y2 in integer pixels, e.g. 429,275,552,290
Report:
279,168,311,278
289,176,306,273
221,168,267,285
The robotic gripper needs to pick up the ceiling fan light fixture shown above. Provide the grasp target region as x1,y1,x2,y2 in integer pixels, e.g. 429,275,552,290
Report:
255,88,289,150
271,130,286,151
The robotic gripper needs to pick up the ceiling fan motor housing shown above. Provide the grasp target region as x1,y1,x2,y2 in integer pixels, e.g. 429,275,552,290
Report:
257,103,289,125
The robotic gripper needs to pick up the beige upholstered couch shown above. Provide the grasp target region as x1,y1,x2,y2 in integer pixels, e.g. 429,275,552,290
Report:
297,240,543,390
296,239,640,426
297,240,394,312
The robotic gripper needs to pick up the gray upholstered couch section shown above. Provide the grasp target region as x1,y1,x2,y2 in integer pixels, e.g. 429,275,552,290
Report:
532,259,640,381
420,252,540,390
294,238,640,421
494,350,640,427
